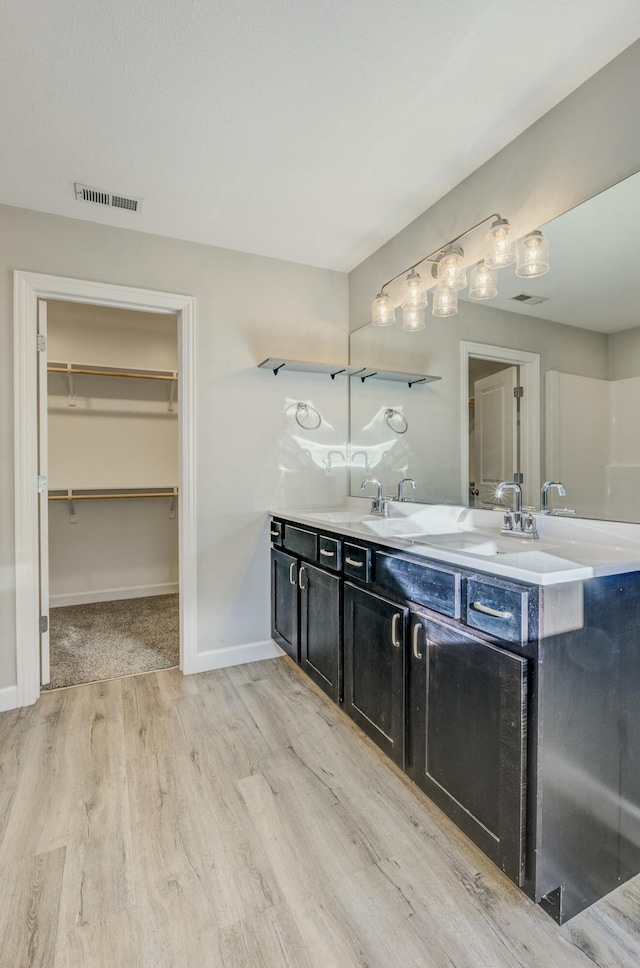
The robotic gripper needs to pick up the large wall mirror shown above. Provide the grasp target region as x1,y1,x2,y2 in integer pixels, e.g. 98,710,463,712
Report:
349,170,640,523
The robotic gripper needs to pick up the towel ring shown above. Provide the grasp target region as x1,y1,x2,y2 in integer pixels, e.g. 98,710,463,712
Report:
384,408,408,434
295,402,321,430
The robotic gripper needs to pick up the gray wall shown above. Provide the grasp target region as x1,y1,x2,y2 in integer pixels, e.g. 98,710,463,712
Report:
1,206,349,690
609,326,640,379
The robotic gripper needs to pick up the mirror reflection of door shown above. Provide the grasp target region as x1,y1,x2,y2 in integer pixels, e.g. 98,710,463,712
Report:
469,360,520,507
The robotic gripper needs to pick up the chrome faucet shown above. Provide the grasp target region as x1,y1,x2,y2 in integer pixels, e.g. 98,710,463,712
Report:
496,481,538,539
361,479,390,517
541,480,566,514
396,478,416,502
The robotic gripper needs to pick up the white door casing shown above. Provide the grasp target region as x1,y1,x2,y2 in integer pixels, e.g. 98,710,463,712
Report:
473,366,519,508
37,300,50,685
460,342,540,511
14,271,197,707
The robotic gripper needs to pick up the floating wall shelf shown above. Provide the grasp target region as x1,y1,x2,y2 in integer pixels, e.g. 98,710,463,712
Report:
258,358,441,388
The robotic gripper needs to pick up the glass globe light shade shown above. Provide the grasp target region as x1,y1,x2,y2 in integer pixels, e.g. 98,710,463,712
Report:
484,217,517,268
436,246,467,292
371,290,396,326
516,230,550,278
432,284,458,317
403,269,427,309
468,261,498,300
402,305,426,331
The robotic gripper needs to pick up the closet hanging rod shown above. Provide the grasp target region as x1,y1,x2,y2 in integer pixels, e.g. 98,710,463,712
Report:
48,490,178,501
47,365,178,381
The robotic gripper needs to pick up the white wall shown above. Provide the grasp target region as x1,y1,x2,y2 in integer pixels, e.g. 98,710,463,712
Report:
46,302,179,605
1,209,348,689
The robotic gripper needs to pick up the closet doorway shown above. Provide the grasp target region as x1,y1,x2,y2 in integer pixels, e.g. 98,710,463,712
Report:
41,300,180,689
14,270,198,706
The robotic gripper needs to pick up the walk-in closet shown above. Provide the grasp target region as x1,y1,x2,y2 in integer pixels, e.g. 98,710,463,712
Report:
42,300,179,689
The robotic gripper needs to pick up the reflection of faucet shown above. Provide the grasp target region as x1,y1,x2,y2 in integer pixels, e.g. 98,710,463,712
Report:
350,449,370,472
324,450,345,473
541,480,566,514
396,478,416,502
496,481,538,539
361,479,390,517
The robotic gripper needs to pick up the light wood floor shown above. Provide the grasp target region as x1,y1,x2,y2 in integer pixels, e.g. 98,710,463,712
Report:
1,658,638,968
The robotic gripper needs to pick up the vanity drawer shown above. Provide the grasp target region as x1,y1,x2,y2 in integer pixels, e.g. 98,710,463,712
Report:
465,577,530,645
376,552,461,618
318,535,342,572
270,519,283,547
284,524,318,562
343,543,372,582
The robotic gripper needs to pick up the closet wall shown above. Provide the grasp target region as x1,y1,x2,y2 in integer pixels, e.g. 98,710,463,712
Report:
47,301,179,605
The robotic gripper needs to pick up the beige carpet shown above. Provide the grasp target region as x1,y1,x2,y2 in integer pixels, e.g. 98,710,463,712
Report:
44,594,179,689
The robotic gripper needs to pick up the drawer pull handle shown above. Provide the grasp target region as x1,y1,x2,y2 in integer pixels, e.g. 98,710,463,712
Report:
391,613,401,648
270,529,280,537
471,601,512,620
345,557,363,568
289,562,297,585
320,549,335,557
412,621,423,659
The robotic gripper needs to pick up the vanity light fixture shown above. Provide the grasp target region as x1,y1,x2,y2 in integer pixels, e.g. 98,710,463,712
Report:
468,261,498,300
516,230,550,278
371,213,550,327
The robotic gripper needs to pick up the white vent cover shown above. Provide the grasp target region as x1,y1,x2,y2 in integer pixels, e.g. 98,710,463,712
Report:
74,183,144,213
511,293,549,306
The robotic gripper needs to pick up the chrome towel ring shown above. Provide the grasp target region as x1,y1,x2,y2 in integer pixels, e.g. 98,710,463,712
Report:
384,408,408,434
295,402,321,430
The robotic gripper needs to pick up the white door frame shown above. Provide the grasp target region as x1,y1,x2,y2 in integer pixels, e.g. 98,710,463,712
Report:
460,341,540,509
14,271,197,707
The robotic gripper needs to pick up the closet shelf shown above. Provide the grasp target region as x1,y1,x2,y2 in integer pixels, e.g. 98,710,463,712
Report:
48,488,178,501
48,361,178,410
258,357,441,388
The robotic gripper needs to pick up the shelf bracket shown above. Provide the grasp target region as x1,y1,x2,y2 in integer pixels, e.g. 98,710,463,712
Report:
67,489,77,524
407,378,427,389
272,362,286,375
168,494,177,519
168,374,177,412
329,368,346,381
360,372,378,383
66,364,76,407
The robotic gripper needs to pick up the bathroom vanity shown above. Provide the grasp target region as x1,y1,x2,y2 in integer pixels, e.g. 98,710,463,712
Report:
270,503,640,924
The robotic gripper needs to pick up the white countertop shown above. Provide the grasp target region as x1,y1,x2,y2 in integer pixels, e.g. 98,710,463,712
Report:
270,500,640,586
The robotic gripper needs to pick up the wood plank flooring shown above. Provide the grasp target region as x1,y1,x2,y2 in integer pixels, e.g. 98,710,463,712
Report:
0,656,638,967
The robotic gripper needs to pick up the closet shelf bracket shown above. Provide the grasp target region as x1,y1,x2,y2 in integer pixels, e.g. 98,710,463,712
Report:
168,374,177,412
67,489,77,524
66,364,76,407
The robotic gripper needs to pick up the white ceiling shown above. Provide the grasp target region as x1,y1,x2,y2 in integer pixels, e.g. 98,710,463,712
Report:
2,0,640,271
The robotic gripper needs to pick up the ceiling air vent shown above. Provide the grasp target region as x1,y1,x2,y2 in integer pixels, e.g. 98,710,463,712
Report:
511,293,549,306
74,183,144,213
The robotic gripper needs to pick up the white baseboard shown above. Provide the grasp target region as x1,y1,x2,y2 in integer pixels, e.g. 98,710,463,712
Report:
0,685,19,713
50,582,179,608
195,639,283,674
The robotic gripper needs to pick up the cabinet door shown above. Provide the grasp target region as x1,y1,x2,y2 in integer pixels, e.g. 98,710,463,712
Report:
408,612,528,885
344,583,407,768
300,563,341,703
271,548,299,661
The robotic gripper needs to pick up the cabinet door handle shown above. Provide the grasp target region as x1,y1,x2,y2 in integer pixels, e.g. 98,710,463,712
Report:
345,557,363,568
412,621,423,659
298,565,308,590
320,549,335,557
271,529,280,537
391,613,401,648
471,601,512,620
289,562,297,585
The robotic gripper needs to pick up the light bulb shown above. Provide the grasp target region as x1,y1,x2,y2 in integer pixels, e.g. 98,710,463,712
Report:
371,290,396,326
468,261,498,300
432,284,458,317
436,246,467,292
485,217,517,268
516,230,550,278
402,305,426,331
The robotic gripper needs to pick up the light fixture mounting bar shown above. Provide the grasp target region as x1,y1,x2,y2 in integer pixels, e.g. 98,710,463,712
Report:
378,212,503,294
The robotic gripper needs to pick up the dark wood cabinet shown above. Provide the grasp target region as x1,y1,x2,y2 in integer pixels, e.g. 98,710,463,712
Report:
300,562,341,702
344,582,407,768
408,610,528,885
271,548,299,661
